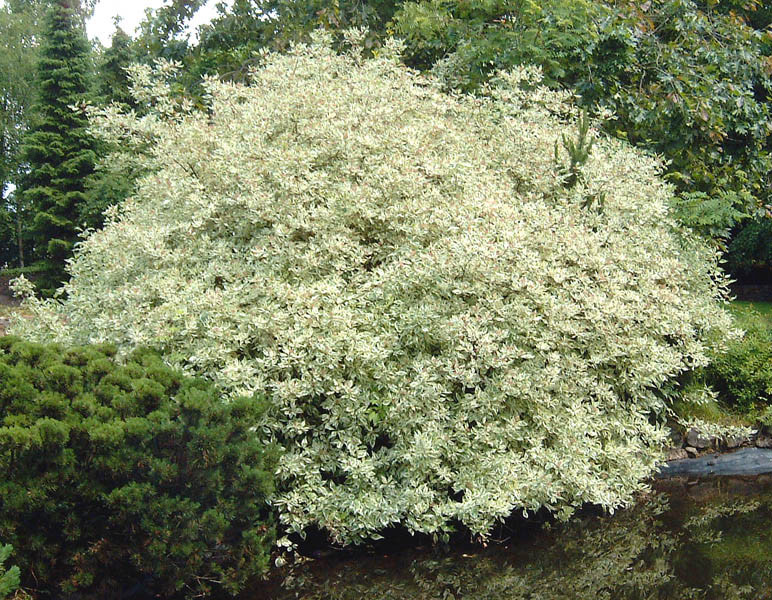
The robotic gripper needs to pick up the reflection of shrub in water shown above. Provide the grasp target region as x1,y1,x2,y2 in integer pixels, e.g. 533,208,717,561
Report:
277,492,772,600
279,496,680,599
683,492,772,596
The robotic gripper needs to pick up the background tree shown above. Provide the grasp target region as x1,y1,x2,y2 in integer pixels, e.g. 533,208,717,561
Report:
79,24,140,231
17,0,97,296
392,0,772,241
187,0,400,82
132,0,207,65
94,23,137,109
0,1,44,268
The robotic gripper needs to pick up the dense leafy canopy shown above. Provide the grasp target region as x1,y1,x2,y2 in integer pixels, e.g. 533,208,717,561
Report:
13,37,735,544
0,1,42,269
392,0,772,237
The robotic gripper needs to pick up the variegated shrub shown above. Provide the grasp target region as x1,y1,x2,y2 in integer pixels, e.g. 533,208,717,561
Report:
11,33,736,544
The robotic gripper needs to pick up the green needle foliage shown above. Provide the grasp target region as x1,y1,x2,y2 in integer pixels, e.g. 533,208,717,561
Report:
79,26,142,232
0,545,19,600
0,337,278,599
17,0,97,296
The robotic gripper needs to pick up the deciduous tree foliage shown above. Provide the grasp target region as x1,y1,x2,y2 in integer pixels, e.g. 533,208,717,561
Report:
13,36,736,544
392,0,772,238
0,1,42,269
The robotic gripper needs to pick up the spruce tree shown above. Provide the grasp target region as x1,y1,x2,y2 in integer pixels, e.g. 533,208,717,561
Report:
18,0,96,296
95,25,136,109
79,25,137,231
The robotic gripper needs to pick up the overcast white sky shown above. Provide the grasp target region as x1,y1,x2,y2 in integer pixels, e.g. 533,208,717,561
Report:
0,1,236,45
88,0,234,45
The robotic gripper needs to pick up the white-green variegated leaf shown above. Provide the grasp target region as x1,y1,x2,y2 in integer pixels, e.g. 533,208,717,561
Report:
11,34,736,545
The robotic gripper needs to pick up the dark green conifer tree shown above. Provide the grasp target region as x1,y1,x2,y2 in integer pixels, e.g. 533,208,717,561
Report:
18,0,96,296
79,25,137,231
95,24,136,109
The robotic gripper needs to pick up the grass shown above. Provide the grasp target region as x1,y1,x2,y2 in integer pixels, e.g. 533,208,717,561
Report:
671,396,754,428
730,300,772,327
667,300,772,429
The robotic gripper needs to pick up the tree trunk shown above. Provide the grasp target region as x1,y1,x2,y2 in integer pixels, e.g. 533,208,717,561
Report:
16,210,24,269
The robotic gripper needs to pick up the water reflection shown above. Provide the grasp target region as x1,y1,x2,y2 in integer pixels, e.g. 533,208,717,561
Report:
250,477,772,600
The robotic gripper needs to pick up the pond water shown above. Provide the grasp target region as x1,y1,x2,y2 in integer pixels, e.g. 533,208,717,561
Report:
248,476,772,600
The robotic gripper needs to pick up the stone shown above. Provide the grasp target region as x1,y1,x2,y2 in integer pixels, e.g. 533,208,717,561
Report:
686,428,713,449
667,448,689,461
657,447,772,478
685,446,698,458
668,427,684,448
726,435,745,449
756,435,772,448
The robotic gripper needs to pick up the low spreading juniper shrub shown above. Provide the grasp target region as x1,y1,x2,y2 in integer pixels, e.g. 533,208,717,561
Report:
0,336,277,599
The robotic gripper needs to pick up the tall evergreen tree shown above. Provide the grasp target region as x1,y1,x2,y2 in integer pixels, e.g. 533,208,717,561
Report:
18,0,96,296
95,25,136,109
80,25,139,231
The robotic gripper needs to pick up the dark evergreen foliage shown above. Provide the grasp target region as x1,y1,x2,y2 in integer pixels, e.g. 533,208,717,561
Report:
79,26,139,231
727,217,772,281
95,26,136,109
17,1,96,296
0,337,278,599
0,544,19,599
